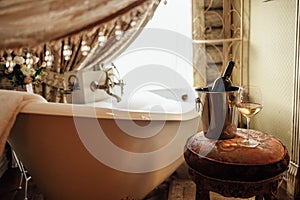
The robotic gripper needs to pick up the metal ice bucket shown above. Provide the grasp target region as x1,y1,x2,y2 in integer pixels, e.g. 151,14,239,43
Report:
195,86,240,139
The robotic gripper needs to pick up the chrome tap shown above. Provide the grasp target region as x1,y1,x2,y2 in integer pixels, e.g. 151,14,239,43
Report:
90,63,124,102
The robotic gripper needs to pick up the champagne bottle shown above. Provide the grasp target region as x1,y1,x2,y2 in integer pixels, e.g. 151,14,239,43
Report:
211,61,235,92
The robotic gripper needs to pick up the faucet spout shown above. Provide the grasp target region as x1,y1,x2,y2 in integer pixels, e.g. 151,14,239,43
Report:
107,91,122,103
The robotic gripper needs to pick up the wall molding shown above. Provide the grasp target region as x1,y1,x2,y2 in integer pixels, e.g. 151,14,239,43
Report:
287,0,300,198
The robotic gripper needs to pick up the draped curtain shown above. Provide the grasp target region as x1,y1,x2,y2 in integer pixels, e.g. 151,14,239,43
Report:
0,0,160,102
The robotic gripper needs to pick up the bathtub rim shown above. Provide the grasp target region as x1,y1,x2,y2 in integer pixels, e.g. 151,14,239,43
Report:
20,101,200,121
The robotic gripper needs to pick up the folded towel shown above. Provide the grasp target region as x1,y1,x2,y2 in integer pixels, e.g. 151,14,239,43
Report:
0,89,47,156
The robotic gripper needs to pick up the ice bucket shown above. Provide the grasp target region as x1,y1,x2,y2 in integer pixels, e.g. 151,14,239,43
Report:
195,86,240,139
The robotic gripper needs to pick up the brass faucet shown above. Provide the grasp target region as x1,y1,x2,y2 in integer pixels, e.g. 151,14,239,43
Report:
90,63,124,102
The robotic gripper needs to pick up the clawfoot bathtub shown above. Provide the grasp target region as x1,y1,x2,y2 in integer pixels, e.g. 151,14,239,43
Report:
8,90,199,199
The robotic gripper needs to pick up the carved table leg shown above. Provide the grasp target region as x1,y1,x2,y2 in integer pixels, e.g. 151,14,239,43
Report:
196,185,210,200
189,168,210,200
188,167,284,200
263,176,281,200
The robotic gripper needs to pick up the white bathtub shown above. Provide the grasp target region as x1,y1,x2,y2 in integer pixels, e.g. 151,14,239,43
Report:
8,89,199,199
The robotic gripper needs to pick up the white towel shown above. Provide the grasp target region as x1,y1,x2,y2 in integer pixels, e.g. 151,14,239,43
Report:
0,89,47,155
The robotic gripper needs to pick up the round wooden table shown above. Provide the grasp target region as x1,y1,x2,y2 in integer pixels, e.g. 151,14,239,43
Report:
184,129,290,200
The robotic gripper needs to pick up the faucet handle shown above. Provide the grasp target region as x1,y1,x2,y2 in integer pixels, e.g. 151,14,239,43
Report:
90,81,98,92
90,81,109,92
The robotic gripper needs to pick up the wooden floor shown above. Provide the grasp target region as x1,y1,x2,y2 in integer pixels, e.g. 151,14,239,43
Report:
0,165,294,200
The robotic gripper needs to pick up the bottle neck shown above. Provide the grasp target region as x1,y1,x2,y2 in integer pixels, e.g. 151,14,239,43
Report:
222,61,234,79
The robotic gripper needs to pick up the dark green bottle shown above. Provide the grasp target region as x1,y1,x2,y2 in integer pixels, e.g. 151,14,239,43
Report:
211,60,235,92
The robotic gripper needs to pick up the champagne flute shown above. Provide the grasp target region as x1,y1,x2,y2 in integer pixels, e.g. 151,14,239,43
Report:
236,86,263,147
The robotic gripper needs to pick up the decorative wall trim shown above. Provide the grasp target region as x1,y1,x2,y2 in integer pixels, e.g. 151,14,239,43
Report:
288,0,300,198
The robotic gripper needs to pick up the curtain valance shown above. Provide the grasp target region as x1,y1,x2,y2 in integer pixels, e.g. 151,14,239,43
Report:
0,0,150,49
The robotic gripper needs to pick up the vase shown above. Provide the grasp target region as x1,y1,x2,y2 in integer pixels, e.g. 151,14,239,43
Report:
14,83,33,93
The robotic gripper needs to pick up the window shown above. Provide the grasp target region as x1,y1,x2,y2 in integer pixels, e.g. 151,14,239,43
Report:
114,0,194,90
192,0,244,87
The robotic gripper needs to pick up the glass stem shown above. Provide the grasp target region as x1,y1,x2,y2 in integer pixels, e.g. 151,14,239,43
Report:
246,117,250,140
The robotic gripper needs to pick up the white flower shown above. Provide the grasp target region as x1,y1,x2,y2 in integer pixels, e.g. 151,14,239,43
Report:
32,56,39,64
35,75,41,80
13,56,25,65
6,56,15,68
20,66,33,76
7,66,14,73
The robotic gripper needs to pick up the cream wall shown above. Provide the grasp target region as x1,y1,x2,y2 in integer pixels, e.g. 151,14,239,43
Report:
248,0,296,151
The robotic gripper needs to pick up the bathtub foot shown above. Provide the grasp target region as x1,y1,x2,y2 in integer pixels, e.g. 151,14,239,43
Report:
12,150,32,200
18,174,23,189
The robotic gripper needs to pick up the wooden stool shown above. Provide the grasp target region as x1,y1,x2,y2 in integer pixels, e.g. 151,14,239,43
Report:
184,129,290,200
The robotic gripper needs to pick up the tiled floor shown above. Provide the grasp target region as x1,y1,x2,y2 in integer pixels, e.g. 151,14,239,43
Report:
0,164,294,200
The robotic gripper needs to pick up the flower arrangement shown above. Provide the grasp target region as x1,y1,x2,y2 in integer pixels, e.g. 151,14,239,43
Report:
0,53,47,87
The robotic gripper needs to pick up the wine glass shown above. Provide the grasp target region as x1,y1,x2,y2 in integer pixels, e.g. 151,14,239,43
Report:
236,85,263,147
